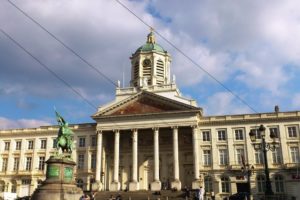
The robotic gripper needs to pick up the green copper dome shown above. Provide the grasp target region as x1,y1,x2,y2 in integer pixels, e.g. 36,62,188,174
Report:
136,43,165,53
135,30,166,53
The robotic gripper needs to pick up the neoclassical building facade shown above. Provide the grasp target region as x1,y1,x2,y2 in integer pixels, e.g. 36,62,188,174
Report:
1,31,300,199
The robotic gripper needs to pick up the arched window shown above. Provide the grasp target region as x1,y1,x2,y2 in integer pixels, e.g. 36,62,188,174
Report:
256,175,265,193
274,174,284,193
221,176,230,193
76,179,84,189
156,59,164,84
204,176,213,192
133,61,139,86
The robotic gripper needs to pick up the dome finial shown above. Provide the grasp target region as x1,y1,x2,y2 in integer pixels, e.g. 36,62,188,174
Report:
147,27,156,44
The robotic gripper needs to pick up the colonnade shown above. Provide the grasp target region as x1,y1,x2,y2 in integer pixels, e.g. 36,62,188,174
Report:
94,126,202,191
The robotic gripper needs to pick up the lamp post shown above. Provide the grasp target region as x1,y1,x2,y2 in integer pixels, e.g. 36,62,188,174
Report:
249,124,280,197
241,164,254,200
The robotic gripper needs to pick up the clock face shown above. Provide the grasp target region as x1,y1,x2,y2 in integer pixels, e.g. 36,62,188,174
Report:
143,59,151,66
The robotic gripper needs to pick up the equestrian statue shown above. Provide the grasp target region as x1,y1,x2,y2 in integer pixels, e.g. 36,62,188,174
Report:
55,110,74,155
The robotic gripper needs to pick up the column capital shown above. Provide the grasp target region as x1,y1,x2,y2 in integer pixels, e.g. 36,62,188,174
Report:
96,130,102,135
171,126,178,130
113,129,120,133
152,127,159,131
191,125,198,129
131,128,138,132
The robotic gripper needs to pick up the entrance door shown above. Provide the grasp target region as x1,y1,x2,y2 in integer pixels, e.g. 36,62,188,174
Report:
236,183,249,193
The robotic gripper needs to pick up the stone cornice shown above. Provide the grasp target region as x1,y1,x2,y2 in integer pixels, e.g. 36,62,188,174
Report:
199,111,300,126
95,110,201,121
0,123,96,136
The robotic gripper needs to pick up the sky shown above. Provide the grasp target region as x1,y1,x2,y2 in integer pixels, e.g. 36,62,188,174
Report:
1,0,300,129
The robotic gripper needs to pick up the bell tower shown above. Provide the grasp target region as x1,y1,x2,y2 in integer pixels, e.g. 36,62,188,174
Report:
130,30,171,88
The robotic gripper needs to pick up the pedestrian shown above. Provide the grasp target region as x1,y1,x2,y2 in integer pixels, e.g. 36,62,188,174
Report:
195,188,200,200
199,186,205,200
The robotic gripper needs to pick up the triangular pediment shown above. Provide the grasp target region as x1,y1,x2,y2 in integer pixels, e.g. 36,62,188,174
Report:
93,91,201,117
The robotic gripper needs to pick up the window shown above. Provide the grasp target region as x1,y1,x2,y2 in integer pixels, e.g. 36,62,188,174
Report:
21,179,31,185
1,158,8,172
91,153,96,169
203,150,211,166
269,127,279,138
13,157,20,171
251,128,261,139
11,181,17,193
218,130,227,141
28,140,34,150
16,141,21,150
272,147,282,164
219,149,228,165
204,176,213,192
52,138,57,148
255,150,264,164
79,137,86,147
288,127,297,138
4,141,10,150
77,154,84,169
0,181,4,192
91,136,97,147
236,149,245,165
40,139,47,149
274,175,284,193
290,147,300,163
25,157,32,171
76,179,84,189
38,156,45,170
221,176,230,193
257,175,266,193
202,131,210,141
235,129,244,140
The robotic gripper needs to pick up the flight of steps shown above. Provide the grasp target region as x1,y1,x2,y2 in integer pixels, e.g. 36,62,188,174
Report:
94,190,192,200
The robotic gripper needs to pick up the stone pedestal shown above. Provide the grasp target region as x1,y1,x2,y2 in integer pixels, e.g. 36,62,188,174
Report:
192,180,202,189
31,156,83,200
171,180,181,191
110,181,120,191
151,181,161,191
91,181,102,191
129,181,139,191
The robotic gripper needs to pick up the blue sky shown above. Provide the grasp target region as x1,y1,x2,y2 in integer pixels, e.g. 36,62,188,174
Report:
1,0,300,129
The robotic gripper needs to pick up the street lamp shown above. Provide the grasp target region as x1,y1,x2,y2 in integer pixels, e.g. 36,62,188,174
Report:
249,124,280,196
241,164,254,200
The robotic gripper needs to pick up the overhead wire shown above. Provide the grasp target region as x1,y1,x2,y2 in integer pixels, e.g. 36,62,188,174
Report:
6,0,117,87
114,0,258,114
0,28,97,110
5,0,258,129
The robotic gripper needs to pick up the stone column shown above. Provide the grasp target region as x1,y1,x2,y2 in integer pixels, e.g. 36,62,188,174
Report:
151,128,161,191
129,129,139,191
95,130,103,191
110,130,120,191
171,127,181,190
192,125,201,189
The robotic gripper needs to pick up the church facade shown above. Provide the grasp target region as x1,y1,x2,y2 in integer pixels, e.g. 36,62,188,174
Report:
0,31,300,199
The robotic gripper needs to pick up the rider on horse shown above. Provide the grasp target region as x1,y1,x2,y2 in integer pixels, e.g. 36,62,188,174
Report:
55,111,74,153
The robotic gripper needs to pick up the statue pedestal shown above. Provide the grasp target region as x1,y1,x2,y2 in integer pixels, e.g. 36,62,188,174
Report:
31,156,83,200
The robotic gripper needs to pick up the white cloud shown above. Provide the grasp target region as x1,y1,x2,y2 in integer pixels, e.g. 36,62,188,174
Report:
203,92,251,115
0,117,50,130
292,93,300,108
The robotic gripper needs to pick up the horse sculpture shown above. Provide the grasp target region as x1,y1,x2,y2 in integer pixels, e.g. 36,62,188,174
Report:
55,111,74,154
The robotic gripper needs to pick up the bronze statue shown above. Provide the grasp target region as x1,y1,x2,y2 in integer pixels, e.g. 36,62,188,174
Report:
55,111,74,154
